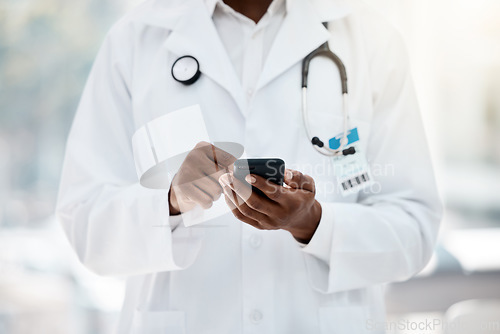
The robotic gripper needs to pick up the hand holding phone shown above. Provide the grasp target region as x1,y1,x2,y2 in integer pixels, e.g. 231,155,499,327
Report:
220,160,321,244
233,158,285,186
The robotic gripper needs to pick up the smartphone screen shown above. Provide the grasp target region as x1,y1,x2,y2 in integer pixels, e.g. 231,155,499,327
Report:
233,158,285,186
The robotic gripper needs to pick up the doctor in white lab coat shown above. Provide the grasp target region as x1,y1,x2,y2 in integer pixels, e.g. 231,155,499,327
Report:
56,0,442,332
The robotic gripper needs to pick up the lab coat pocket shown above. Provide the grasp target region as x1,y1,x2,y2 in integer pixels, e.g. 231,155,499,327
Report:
319,306,368,334
131,309,185,334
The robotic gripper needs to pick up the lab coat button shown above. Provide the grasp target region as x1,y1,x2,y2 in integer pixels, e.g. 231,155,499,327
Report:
250,309,263,324
249,234,262,249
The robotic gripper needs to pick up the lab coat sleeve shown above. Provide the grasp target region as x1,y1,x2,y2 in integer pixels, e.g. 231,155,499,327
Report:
300,27,443,293
56,25,203,277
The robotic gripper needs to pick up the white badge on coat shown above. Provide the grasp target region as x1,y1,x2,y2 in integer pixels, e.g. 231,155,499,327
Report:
330,127,373,196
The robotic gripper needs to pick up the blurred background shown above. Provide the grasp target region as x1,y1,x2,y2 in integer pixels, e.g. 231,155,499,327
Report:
0,0,499,333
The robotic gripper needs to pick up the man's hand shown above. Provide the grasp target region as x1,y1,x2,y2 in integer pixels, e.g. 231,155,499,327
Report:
219,169,322,244
169,142,237,215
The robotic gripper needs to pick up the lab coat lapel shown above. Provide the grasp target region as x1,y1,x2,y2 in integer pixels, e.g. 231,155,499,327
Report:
163,0,246,112
256,0,351,91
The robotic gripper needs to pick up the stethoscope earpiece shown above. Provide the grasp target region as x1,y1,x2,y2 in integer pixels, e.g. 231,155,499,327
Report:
172,55,201,85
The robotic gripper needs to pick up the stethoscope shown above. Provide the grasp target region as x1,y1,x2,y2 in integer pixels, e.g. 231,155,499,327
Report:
302,23,355,157
171,22,354,157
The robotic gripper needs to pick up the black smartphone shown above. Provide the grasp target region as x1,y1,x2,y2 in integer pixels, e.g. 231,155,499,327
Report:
233,158,285,186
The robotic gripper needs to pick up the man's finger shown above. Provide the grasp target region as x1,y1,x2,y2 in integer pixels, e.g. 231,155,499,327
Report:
223,186,269,222
245,174,283,202
173,183,213,211
220,180,241,205
205,144,237,169
284,169,315,193
219,173,252,202
193,177,222,201
208,168,230,186
220,173,277,213
222,186,274,229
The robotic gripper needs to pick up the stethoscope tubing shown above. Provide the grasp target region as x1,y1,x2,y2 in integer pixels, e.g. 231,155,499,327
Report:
302,87,350,156
301,24,351,157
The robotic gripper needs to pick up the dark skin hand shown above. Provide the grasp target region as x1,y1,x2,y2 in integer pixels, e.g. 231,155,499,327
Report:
223,0,273,23
219,170,322,244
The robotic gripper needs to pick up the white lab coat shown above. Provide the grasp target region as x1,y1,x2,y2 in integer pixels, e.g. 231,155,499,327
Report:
56,0,442,332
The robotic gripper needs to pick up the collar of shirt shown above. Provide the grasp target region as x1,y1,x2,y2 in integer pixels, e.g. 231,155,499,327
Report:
204,0,287,22
133,0,352,32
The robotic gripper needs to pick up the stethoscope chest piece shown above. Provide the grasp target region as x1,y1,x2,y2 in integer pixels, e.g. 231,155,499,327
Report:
172,55,201,85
